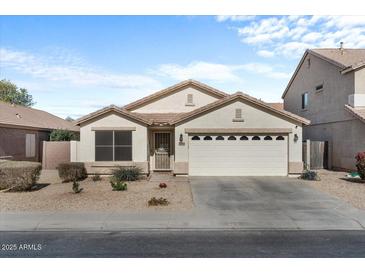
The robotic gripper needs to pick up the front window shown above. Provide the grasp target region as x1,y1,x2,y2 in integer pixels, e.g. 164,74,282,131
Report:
95,131,132,161
301,92,308,109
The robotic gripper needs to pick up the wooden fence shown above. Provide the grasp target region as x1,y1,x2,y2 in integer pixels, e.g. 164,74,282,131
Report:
303,140,329,170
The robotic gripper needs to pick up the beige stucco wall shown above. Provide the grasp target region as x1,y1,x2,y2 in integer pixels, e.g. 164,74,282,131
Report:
131,87,219,113
76,112,148,173
284,53,355,125
303,119,365,170
355,68,365,94
174,99,303,174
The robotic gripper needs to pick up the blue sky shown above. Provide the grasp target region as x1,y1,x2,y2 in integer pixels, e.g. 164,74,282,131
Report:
1,15,365,118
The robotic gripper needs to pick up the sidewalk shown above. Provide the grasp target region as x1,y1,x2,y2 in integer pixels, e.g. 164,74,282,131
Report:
2,207,365,231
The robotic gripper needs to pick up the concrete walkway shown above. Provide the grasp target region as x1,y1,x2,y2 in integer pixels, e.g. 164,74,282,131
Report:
2,176,365,231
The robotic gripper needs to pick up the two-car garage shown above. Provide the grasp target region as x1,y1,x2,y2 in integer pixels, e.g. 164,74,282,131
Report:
188,132,288,176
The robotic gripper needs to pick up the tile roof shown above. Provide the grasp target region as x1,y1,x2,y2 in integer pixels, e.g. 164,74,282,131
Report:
267,102,284,111
345,105,365,123
123,79,228,111
75,105,152,126
133,113,182,125
310,48,365,70
0,101,79,131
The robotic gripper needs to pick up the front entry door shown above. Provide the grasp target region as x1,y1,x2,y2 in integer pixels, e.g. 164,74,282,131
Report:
154,132,170,170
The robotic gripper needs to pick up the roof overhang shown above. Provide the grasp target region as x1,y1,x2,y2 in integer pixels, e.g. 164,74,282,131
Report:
123,79,228,111
185,128,293,134
172,92,310,126
75,105,152,126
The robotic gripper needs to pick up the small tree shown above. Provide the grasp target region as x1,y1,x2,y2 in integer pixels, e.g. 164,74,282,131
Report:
50,129,78,141
65,116,74,122
0,79,34,106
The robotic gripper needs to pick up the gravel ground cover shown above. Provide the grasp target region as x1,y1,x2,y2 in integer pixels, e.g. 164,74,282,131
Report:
302,169,365,209
0,176,194,212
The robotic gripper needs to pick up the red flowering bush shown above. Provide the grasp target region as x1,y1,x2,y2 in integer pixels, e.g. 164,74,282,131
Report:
355,152,365,180
159,182,167,189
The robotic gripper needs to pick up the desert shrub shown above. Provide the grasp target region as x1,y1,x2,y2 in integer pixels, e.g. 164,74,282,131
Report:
111,167,141,182
92,174,101,182
300,170,321,181
355,152,365,180
57,162,87,183
159,182,167,188
0,161,42,191
148,197,169,206
110,179,128,191
72,181,83,194
50,129,79,141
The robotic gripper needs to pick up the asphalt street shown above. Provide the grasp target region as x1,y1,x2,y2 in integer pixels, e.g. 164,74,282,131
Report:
1,230,365,257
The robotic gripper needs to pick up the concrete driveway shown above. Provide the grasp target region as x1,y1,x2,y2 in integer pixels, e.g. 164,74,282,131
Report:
190,176,365,230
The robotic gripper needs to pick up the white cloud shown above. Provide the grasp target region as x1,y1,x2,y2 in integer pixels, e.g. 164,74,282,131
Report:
216,16,256,22
154,61,242,82
257,50,274,58
154,61,290,81
0,47,161,91
220,16,365,58
240,63,291,79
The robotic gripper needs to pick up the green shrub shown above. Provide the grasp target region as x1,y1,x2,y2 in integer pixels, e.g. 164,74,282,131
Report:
110,179,128,191
0,161,42,191
72,181,83,194
111,167,141,182
91,174,102,182
57,162,87,183
148,197,169,206
300,170,321,181
355,152,365,180
50,129,79,141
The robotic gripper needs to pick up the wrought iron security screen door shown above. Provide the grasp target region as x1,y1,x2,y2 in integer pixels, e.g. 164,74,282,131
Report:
154,132,170,170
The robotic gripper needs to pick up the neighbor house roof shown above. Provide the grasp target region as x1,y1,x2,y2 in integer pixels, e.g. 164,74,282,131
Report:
123,79,228,111
267,102,284,111
282,48,365,99
171,92,310,125
0,101,79,131
74,104,152,126
345,105,365,124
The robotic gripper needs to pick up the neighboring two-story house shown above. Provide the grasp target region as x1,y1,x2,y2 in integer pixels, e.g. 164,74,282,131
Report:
283,48,365,170
73,80,309,176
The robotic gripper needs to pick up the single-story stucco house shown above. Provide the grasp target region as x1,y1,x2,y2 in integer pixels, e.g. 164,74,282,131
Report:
72,80,309,176
0,101,79,162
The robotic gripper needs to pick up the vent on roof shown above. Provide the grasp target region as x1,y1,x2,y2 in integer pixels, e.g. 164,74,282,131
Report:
15,113,22,119
315,84,323,92
339,42,344,55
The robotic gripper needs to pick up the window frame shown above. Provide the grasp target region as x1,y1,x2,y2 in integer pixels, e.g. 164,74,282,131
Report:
301,92,309,110
315,83,324,92
95,130,132,161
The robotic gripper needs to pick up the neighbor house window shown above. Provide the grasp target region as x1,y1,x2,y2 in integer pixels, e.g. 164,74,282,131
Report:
95,131,132,161
315,84,323,92
228,136,236,140
203,136,212,140
25,134,36,158
186,94,194,105
276,136,285,141
192,136,200,140
264,136,273,140
301,92,308,109
252,136,261,141
216,136,224,140
240,136,248,141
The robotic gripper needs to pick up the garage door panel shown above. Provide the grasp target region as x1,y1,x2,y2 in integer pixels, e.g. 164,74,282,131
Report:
188,135,288,176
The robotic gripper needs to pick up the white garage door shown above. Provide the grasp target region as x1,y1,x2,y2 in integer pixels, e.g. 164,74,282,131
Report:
188,134,288,176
